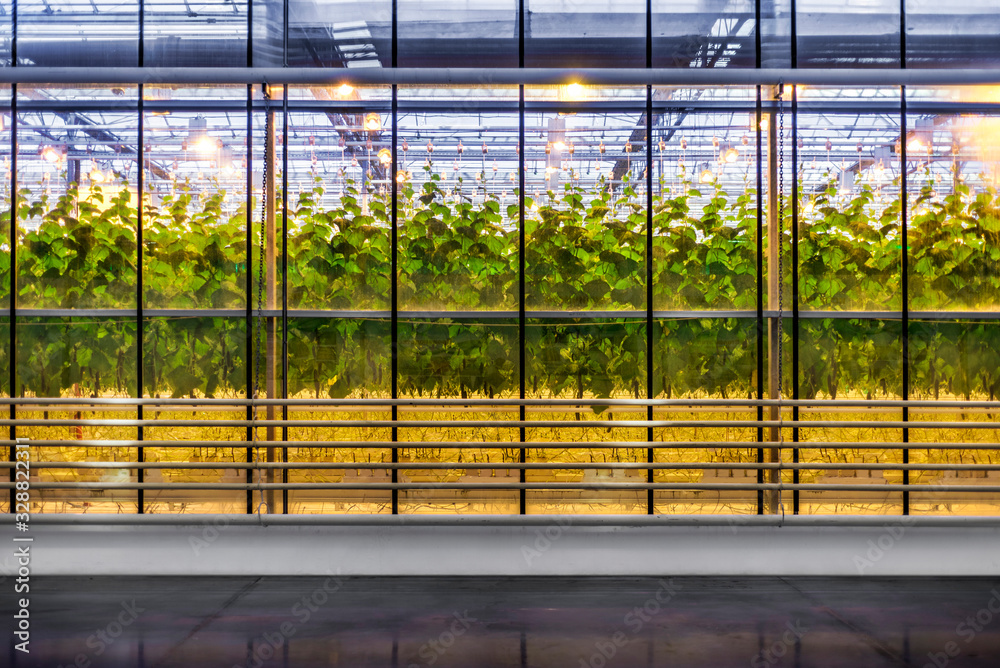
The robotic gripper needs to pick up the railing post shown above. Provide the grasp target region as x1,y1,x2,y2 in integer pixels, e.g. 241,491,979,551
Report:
765,84,781,515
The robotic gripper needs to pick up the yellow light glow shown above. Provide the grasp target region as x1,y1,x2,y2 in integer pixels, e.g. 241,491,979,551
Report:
337,84,355,98
194,135,219,156
378,148,392,166
364,113,382,132
41,146,60,163
699,168,715,184
564,83,585,101
552,141,566,151
907,137,924,152
724,148,739,163
396,170,409,183
89,166,105,183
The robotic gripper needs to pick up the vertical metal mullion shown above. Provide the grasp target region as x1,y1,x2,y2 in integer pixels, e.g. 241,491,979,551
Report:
518,85,526,515
246,0,253,68
245,84,254,515
11,0,16,66
791,84,800,515
790,0,797,68
8,85,16,513
518,0,526,516
754,0,761,67
644,0,653,517
901,85,910,515
390,87,399,516
138,0,144,67
755,85,764,515
282,0,289,67
137,86,145,514
281,84,289,513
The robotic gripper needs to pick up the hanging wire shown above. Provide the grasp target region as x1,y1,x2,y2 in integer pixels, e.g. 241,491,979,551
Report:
252,84,271,522
776,82,785,519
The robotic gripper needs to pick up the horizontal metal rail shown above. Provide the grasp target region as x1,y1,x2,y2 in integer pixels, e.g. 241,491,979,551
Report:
4,395,999,518
5,67,1000,86
5,461,1000,471
5,482,1000,492
4,514,996,527
2,440,998,450
3,308,999,321
2,418,998,429
2,397,998,408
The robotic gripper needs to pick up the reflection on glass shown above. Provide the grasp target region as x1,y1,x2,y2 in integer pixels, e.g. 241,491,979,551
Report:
286,0,390,67
652,0,758,68
524,0,645,67
796,0,900,68
18,0,138,66
906,0,1000,69
144,0,249,66
398,0,516,67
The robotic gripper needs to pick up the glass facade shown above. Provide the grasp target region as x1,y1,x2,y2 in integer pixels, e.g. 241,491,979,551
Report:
2,2,1000,518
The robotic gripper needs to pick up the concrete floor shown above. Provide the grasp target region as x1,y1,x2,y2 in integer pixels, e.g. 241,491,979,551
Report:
3,577,999,667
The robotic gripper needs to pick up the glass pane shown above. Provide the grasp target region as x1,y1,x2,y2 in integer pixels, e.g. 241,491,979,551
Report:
652,0,758,68
18,0,138,66
286,108,391,310
398,0,516,67
524,0,645,67
398,112,518,311
286,316,392,514
144,0,249,66
907,112,1000,311
16,107,138,309
287,0,390,67
652,110,759,311
143,111,247,309
797,0,900,68
909,319,1000,515
143,316,246,513
525,110,647,312
799,107,902,311
906,0,1000,69
796,318,904,515
525,317,647,514
18,317,137,513
652,318,758,515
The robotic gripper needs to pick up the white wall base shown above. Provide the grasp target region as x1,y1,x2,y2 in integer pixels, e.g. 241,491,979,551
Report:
2,515,999,577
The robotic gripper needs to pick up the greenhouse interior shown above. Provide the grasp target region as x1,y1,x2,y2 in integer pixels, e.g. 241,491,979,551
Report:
5,2,1000,667
0,1,999,520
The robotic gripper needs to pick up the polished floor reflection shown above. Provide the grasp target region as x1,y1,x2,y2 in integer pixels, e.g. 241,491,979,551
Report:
3,576,999,667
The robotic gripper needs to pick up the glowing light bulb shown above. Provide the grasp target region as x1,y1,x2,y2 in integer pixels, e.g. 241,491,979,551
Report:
724,148,739,163
195,135,219,156
552,141,566,152
41,146,60,163
564,83,585,100
364,113,382,132
378,148,392,166
337,83,355,97
699,168,715,184
89,166,105,183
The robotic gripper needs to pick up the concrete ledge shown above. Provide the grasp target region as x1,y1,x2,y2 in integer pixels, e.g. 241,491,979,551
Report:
2,515,999,577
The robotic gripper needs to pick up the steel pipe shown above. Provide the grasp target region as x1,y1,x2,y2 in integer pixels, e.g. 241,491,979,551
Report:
5,67,1000,86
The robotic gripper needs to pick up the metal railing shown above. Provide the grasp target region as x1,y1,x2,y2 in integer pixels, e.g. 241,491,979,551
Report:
4,396,999,517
